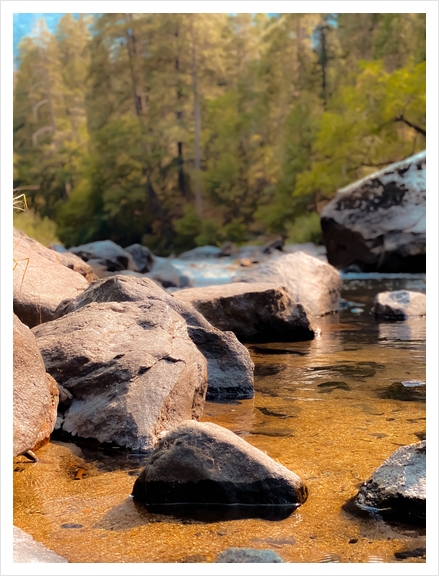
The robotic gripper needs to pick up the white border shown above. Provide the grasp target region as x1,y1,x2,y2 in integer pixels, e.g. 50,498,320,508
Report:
2,2,438,575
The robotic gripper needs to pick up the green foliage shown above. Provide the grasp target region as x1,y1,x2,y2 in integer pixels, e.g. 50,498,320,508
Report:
13,13,426,254
13,209,59,246
285,212,322,245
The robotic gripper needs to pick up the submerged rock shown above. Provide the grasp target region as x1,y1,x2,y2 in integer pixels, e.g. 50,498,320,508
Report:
33,300,207,453
232,252,341,316
174,282,316,342
320,151,426,272
215,548,285,563
355,441,426,521
13,314,59,456
54,276,254,401
178,245,222,260
13,526,68,563
13,229,90,328
373,290,426,318
132,421,308,506
381,380,426,402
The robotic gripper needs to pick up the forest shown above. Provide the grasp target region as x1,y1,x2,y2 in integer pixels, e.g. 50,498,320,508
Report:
13,13,426,254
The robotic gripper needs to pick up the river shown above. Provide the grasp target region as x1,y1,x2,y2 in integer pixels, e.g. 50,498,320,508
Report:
13,266,426,564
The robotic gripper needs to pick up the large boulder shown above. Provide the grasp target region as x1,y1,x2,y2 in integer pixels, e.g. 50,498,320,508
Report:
13,314,59,457
15,230,97,283
132,421,308,506
174,283,316,342
232,252,341,317
32,300,207,453
320,151,426,272
372,290,426,318
145,258,193,289
67,239,138,272
13,230,91,328
355,441,426,521
124,243,156,273
54,276,254,401
215,548,285,563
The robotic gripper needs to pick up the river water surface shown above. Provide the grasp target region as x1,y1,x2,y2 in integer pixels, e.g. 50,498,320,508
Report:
13,271,426,564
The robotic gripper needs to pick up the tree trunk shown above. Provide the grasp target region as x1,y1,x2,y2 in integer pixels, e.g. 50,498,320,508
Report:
191,19,202,217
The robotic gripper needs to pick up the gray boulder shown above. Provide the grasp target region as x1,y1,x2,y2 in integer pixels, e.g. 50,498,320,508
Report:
355,441,426,521
232,252,341,317
215,548,285,563
125,243,156,273
14,314,59,456
13,229,91,328
54,276,254,400
68,239,138,272
13,527,68,563
373,290,426,318
174,282,316,342
320,151,426,272
32,300,207,453
145,258,182,288
132,421,308,506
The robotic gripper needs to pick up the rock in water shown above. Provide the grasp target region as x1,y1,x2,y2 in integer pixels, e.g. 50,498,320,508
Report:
355,441,426,521
67,239,138,272
215,548,285,563
320,151,426,272
372,290,426,318
54,276,254,400
132,421,308,506
13,314,59,456
174,282,316,342
32,300,207,453
124,243,156,273
13,229,90,328
232,252,341,317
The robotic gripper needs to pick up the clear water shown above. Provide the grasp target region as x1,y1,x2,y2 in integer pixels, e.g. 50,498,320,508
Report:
13,274,426,564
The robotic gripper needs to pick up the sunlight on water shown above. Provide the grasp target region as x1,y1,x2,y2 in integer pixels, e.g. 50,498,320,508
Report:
13,274,426,563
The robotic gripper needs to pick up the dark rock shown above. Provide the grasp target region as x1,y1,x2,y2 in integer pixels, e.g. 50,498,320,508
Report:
262,235,284,254
68,240,138,272
232,252,342,317
178,246,222,260
373,290,426,318
13,229,90,328
13,314,59,456
32,300,207,453
355,441,426,521
124,243,156,273
132,421,308,506
381,380,426,402
13,526,68,563
394,547,426,559
145,258,181,288
320,151,426,272
174,282,316,342
215,548,285,563
53,276,254,401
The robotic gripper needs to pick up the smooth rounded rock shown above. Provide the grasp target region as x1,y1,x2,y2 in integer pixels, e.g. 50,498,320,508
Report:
373,290,426,318
132,420,308,506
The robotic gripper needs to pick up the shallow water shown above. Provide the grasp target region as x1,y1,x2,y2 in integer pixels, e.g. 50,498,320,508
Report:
13,275,426,564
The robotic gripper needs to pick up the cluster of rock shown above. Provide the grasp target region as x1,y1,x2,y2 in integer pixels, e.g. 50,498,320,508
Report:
320,151,426,273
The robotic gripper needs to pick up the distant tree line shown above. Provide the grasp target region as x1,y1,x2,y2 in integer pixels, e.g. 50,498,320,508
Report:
13,13,426,252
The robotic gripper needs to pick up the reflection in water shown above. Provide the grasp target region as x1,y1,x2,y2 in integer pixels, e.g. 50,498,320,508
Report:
378,318,426,345
13,274,426,564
